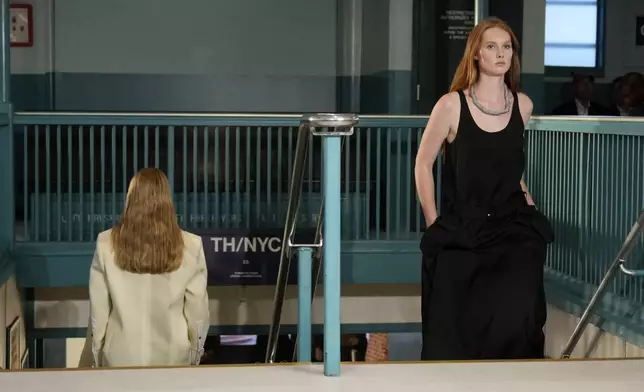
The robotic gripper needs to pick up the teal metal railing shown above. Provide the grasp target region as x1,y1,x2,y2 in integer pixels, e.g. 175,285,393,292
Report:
13,113,428,243
11,113,644,309
524,117,644,309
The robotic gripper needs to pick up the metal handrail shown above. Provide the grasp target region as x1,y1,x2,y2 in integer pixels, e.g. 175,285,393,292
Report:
560,210,644,359
12,111,644,123
290,185,326,362
264,113,359,365
264,119,311,364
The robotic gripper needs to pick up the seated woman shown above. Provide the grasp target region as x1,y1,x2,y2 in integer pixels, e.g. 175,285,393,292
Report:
85,167,209,367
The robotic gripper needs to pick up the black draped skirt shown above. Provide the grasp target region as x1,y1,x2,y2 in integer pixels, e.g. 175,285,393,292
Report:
420,202,554,361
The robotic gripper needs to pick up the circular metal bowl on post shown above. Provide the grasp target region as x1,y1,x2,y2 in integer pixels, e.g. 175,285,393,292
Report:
305,113,359,136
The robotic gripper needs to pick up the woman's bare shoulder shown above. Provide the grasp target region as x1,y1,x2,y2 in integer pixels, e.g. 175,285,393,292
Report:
434,91,460,114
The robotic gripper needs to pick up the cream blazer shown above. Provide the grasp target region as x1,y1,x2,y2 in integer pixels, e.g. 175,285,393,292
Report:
80,229,209,368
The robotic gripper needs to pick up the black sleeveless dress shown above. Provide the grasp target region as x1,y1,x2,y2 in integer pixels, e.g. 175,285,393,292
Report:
420,90,555,360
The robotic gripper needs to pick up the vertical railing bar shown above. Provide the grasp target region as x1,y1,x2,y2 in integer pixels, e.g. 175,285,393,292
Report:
100,126,106,231
214,127,220,229
308,132,314,230
183,126,188,227
122,125,127,207
590,132,598,285
144,126,149,167
386,130,392,240
45,125,51,240
193,126,199,229
79,126,84,242
578,132,588,283
235,127,241,229
245,127,251,229
288,127,293,185
277,127,283,227
23,125,29,241
34,125,40,241
564,132,570,274
596,134,603,285
255,127,261,226
203,127,210,229
133,126,138,174
225,126,230,229
296,246,312,363
168,126,175,196
396,128,402,239
55,125,61,242
67,125,73,241
626,136,635,300
365,129,371,240
267,127,272,229
111,126,117,227
375,128,381,240
154,126,160,169
90,126,95,239
355,129,361,239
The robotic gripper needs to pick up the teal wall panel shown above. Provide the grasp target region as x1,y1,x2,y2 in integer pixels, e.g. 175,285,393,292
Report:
521,72,545,115
13,72,416,114
13,241,421,287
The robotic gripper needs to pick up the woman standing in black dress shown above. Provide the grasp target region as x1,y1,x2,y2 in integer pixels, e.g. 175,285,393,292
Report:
414,17,554,360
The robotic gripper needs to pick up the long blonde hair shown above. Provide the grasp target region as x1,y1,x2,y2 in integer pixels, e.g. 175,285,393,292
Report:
111,168,184,274
449,17,521,93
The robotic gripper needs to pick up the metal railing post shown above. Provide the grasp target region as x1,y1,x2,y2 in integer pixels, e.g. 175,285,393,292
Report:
297,247,313,362
265,113,358,372
309,113,358,376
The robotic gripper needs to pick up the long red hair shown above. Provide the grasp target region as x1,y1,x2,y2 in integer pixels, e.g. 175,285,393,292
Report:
442,17,521,159
450,17,521,93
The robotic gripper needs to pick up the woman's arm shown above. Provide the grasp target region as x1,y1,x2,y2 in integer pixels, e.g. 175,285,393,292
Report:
415,94,454,226
184,242,210,355
89,248,111,367
518,93,536,207
520,179,535,206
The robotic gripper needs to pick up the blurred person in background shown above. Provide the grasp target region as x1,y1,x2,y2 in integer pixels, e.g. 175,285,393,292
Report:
606,77,629,116
627,77,644,116
551,73,609,116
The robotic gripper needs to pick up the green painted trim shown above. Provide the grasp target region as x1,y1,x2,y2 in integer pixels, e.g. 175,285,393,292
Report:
13,241,422,287
0,251,14,287
0,104,13,258
28,323,421,339
13,113,644,137
527,117,644,136
12,113,430,129
14,113,304,127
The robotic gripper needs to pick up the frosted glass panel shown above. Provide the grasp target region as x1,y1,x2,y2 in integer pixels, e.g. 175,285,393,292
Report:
544,46,596,67
545,5,597,45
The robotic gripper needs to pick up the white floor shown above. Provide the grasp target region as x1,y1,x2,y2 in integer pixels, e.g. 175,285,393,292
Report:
1,360,643,392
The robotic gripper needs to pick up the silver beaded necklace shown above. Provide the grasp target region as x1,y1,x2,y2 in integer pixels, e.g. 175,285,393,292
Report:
470,83,511,116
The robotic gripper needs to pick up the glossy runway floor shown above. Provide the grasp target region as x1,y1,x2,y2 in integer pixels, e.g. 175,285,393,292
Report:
1,359,644,391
